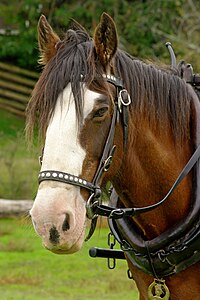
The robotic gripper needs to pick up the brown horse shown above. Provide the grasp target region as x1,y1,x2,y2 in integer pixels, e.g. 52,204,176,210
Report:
26,13,200,299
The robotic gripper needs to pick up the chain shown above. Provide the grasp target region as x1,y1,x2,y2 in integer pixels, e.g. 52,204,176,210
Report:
107,232,116,269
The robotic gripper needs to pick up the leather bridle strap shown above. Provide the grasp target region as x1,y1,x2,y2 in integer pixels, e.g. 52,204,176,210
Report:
83,104,119,241
84,78,128,240
91,143,200,219
38,170,97,192
91,104,118,188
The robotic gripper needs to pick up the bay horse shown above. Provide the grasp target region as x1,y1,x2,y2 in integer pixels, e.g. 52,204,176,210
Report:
26,13,200,300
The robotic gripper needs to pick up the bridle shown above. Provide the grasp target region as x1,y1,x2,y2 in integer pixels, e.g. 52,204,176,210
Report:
38,74,131,239
38,73,200,239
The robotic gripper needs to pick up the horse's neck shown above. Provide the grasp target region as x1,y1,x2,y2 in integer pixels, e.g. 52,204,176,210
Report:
113,123,193,239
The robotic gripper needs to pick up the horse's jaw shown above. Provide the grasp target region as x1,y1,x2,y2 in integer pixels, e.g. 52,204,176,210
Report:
30,186,86,254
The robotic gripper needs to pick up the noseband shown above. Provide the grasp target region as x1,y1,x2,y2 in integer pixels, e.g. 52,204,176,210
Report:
38,74,200,241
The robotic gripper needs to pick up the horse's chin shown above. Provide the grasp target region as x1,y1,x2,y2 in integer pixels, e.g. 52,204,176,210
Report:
47,246,80,255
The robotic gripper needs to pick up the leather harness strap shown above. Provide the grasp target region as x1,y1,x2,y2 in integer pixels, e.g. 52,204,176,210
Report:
88,142,200,219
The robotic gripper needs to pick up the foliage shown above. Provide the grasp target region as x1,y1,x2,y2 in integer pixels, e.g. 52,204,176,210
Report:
0,219,138,300
0,0,200,71
0,0,40,70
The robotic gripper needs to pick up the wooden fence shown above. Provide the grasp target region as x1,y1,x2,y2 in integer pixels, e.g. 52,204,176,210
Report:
0,62,38,117
0,199,33,218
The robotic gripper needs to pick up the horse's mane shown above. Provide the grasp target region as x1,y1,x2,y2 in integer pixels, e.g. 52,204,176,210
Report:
26,27,107,139
26,26,196,143
115,51,195,142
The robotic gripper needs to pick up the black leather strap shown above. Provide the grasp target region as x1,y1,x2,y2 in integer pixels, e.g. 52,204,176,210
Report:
38,170,97,192
92,143,200,218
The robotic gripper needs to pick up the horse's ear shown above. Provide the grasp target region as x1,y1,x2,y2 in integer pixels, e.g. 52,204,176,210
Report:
94,13,118,68
37,15,60,65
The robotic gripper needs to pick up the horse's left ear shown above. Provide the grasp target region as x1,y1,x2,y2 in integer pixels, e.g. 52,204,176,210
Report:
37,15,61,65
94,13,118,68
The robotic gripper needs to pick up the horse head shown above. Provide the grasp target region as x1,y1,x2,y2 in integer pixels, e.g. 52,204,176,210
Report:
27,13,123,254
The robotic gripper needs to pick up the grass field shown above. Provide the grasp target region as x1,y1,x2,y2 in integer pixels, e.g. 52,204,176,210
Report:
0,110,39,199
0,218,139,300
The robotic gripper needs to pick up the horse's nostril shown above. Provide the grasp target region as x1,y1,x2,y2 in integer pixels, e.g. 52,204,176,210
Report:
49,225,60,244
62,214,70,231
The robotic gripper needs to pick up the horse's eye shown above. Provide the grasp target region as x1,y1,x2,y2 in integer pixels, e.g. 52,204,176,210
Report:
93,107,108,118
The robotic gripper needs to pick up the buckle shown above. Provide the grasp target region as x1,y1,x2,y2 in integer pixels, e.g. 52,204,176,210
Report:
103,145,116,172
86,193,99,220
118,89,131,112
109,208,124,219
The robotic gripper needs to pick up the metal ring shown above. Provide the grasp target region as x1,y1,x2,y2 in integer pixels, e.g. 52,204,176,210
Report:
118,89,131,112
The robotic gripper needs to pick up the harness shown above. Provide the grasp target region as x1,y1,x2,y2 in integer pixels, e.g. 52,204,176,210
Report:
38,73,200,281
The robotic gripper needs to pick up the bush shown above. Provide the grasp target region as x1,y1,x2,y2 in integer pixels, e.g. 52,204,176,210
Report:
0,1,200,70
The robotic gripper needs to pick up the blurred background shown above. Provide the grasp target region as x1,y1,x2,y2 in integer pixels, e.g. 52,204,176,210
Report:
0,1,199,299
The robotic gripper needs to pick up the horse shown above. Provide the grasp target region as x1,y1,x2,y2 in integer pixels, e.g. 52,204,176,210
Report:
26,13,200,300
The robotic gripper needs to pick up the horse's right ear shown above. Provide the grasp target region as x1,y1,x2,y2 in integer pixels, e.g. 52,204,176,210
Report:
37,15,60,65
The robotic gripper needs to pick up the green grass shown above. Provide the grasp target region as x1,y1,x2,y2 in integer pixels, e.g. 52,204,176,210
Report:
0,109,39,199
0,110,24,138
0,218,139,300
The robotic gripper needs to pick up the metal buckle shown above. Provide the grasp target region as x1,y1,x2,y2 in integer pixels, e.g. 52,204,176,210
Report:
86,193,99,220
103,145,116,172
118,89,131,112
109,208,124,219
103,155,113,172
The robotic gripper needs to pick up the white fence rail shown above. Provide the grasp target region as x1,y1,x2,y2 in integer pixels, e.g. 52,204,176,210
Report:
0,199,33,217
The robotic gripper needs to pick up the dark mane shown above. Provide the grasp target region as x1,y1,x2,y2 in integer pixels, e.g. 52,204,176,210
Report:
26,27,196,143
26,28,106,139
115,51,194,142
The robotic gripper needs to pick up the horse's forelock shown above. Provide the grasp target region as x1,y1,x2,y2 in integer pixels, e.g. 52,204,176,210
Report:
26,28,99,141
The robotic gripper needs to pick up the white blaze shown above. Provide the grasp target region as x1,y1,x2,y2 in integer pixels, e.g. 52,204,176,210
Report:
30,84,102,253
